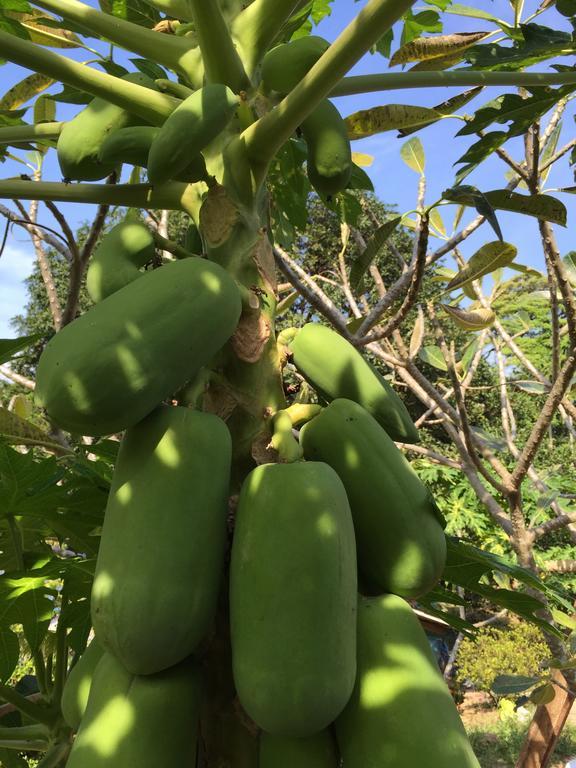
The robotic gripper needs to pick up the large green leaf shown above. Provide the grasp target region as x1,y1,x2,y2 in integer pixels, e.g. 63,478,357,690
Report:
482,191,567,226
0,628,19,682
446,242,517,291
442,185,502,240
0,334,41,365
390,30,490,66
398,86,484,138
345,105,442,139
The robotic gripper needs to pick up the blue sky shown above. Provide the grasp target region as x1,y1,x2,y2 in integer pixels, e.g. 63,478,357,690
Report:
1,0,574,337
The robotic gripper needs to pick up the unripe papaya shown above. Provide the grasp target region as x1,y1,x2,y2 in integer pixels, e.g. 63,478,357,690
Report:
230,461,357,737
259,731,339,768
66,652,201,768
184,221,203,254
300,399,446,598
35,258,241,436
98,125,207,182
86,220,155,303
92,406,231,675
336,595,480,768
148,84,238,184
60,638,104,731
261,36,330,94
57,73,158,181
292,323,419,443
302,99,352,197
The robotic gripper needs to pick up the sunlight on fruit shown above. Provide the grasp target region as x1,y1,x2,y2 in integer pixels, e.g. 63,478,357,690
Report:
116,482,133,505
79,695,135,756
156,428,181,468
316,512,336,537
116,345,147,389
92,571,115,601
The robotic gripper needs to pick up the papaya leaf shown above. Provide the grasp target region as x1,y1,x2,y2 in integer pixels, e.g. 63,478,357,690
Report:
482,190,567,227
390,30,490,66
345,105,442,140
0,73,53,111
442,185,502,240
400,137,425,174
441,304,496,330
418,345,448,371
0,334,41,365
0,628,19,683
398,86,484,137
350,216,402,290
446,242,517,291
492,674,541,695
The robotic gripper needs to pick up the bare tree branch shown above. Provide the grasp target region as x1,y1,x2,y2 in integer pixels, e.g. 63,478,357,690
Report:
0,204,71,261
532,513,576,540
0,365,35,390
542,559,576,573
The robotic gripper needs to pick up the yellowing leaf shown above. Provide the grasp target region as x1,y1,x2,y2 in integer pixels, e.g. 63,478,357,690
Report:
390,31,492,66
0,74,54,111
5,10,82,48
446,241,518,291
345,105,441,140
401,137,425,174
429,207,446,236
409,308,425,358
441,304,496,331
351,152,374,167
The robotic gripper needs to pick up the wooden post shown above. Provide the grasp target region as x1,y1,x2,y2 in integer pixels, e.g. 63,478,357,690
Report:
515,670,575,768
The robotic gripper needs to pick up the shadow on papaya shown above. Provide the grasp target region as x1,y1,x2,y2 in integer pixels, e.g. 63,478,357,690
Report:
65,652,201,768
300,399,446,599
335,595,480,768
291,323,419,444
35,259,242,437
90,406,232,675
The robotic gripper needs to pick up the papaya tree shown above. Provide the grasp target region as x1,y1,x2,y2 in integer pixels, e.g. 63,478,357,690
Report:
0,1,575,767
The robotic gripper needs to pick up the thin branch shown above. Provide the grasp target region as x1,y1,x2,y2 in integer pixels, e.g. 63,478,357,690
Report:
273,245,350,335
0,204,71,261
511,349,576,489
539,137,576,174
0,366,35,390
44,200,80,263
532,513,576,540
538,220,576,348
542,559,576,573
29,172,62,330
396,442,461,470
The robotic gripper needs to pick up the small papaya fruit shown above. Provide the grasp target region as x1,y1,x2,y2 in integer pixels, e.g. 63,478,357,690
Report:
300,399,446,598
35,258,241,436
184,221,203,254
60,638,104,731
261,36,330,94
92,406,231,675
86,220,155,303
230,461,357,737
57,73,158,181
335,595,481,768
66,652,201,768
148,84,238,184
302,99,352,197
291,323,419,443
259,731,339,768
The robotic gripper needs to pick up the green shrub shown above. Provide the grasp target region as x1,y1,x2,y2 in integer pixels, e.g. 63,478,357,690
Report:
467,721,576,768
456,622,549,694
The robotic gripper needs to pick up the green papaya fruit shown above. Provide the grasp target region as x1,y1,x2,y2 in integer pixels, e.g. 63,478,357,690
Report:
302,99,352,197
60,638,105,731
98,125,207,182
184,222,203,254
148,84,238,184
92,406,231,675
259,731,339,768
86,221,155,303
261,36,330,94
300,399,446,598
230,461,357,737
291,323,419,443
57,73,158,181
66,652,200,768
35,258,241,436
336,595,480,768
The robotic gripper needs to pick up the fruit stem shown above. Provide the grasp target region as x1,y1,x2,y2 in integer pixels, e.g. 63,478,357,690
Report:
31,0,202,86
270,410,304,462
0,30,178,126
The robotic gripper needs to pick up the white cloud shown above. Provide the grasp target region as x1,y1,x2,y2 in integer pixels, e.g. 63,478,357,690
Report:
0,241,35,337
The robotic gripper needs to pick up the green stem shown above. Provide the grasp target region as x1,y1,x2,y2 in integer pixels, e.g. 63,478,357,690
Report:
0,122,63,145
51,588,68,705
270,410,303,462
231,0,302,77
0,725,50,741
0,739,48,751
151,230,198,259
0,31,178,126
0,684,56,728
155,78,193,100
30,0,202,86
7,517,24,571
186,0,249,91
242,0,416,171
0,180,200,217
331,70,576,96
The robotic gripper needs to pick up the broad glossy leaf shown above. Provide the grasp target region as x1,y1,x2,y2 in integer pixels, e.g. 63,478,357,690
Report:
0,334,41,365
483,190,567,227
530,683,556,705
441,304,496,330
442,185,502,240
492,674,540,695
418,345,448,371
